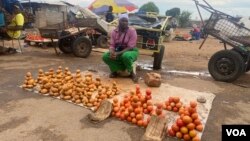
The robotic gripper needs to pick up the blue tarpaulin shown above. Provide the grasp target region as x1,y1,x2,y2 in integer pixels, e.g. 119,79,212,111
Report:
0,12,5,26
2,0,23,14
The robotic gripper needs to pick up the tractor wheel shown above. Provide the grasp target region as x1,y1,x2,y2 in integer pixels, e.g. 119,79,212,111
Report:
58,31,73,54
72,36,92,58
208,50,245,82
97,35,108,48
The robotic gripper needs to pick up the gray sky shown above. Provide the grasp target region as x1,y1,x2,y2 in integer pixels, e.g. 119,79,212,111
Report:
32,0,250,19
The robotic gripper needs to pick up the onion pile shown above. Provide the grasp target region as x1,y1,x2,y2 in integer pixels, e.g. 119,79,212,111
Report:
21,66,120,109
22,72,36,89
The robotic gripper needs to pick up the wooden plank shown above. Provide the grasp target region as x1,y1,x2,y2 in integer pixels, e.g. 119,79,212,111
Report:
141,115,167,141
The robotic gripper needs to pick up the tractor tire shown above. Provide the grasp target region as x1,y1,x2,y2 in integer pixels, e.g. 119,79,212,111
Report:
97,35,108,48
58,31,73,54
153,45,165,70
72,36,92,58
208,50,245,82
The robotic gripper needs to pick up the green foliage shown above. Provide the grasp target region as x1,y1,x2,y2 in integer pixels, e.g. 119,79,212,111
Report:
178,11,192,27
139,2,159,14
165,8,181,18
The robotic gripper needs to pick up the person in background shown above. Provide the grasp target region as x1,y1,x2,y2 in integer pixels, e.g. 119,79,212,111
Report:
105,6,114,23
102,13,139,83
0,4,24,54
192,24,201,40
171,17,178,29
6,4,24,39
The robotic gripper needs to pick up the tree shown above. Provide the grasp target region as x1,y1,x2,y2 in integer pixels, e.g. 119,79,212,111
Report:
178,11,192,27
139,2,159,14
165,8,180,18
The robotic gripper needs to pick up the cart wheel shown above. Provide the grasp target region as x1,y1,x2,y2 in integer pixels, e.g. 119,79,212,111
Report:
58,31,73,54
208,50,245,82
153,45,165,70
97,35,108,48
72,36,92,58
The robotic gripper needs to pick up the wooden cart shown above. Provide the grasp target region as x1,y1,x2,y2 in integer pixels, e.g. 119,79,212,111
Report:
194,0,250,82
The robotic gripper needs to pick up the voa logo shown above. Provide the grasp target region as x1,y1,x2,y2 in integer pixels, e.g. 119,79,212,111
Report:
226,129,247,136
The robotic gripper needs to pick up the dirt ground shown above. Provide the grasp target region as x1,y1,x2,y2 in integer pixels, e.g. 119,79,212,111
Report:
0,31,250,141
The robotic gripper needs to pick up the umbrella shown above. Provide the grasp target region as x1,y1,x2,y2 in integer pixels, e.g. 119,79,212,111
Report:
88,0,137,14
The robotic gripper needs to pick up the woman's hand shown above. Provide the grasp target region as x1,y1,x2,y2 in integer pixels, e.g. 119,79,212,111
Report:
115,51,122,56
115,48,132,56
110,50,116,59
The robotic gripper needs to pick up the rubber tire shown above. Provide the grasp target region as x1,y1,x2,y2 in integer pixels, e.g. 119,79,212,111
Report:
97,35,108,48
153,45,165,70
72,36,92,58
208,50,245,82
58,31,73,54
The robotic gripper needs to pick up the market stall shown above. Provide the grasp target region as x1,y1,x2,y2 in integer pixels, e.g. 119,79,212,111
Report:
20,66,215,141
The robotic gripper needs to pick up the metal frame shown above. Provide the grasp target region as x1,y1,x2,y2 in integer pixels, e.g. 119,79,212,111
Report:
193,0,250,52
130,14,170,52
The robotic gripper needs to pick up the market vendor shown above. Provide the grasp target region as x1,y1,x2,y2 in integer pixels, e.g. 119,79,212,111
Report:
105,6,114,23
6,4,24,39
0,4,24,54
0,4,24,38
102,13,139,83
191,24,201,40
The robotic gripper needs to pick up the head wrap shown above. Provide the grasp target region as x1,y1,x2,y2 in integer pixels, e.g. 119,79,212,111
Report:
118,13,129,20
118,13,129,32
